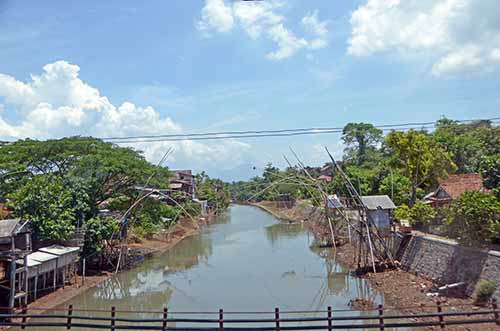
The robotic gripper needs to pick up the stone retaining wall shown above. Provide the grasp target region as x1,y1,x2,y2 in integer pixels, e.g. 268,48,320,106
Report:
398,234,500,300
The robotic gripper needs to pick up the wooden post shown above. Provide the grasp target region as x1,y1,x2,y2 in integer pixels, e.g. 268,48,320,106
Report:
34,272,38,300
21,306,27,330
436,301,445,329
8,259,16,313
327,306,333,331
219,309,224,331
62,267,66,289
275,307,280,331
23,255,28,306
162,308,168,331
67,304,73,330
492,298,500,326
378,304,384,331
111,306,116,331
82,258,86,285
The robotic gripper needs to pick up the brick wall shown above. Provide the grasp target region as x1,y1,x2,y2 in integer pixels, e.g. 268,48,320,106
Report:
398,234,500,300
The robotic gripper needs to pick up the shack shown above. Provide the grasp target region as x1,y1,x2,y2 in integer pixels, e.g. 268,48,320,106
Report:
0,218,31,310
360,195,396,230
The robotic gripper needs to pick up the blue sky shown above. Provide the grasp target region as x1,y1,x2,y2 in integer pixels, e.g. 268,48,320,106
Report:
1,0,500,180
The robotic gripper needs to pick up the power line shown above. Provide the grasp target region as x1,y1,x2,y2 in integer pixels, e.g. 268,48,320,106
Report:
0,117,498,145
102,117,500,141
107,118,499,143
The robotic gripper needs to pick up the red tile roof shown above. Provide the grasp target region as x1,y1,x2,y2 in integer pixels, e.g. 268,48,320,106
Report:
317,175,332,182
437,173,486,199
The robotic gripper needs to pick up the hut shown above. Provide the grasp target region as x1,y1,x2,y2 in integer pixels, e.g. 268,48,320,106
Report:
360,195,396,230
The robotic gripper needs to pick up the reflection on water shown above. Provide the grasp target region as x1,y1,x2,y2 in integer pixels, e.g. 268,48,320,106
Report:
15,205,413,330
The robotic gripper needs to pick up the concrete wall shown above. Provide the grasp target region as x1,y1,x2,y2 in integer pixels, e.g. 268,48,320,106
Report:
398,234,500,300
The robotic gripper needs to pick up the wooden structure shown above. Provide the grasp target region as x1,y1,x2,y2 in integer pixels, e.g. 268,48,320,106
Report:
360,195,396,230
39,245,79,289
0,218,31,310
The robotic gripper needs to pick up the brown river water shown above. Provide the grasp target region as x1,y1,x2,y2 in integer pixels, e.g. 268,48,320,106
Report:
14,204,415,330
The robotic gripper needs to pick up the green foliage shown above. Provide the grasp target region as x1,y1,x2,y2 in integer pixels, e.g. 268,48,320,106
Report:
444,191,500,247
394,205,411,221
409,202,436,228
378,173,413,206
473,280,497,304
7,175,90,241
132,199,180,238
479,154,500,198
196,171,231,211
84,216,120,255
394,202,436,228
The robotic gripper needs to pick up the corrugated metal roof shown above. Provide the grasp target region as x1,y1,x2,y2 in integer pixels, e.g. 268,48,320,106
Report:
29,251,58,263
17,256,41,267
39,245,79,256
0,219,20,238
361,195,396,210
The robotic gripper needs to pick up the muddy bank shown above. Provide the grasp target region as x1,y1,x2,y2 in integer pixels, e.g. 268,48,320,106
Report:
335,242,499,331
252,201,322,223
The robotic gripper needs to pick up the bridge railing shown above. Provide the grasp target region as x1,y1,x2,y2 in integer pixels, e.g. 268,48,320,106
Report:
0,300,499,330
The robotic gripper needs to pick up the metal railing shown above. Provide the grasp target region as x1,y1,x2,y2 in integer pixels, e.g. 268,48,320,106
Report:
0,300,498,330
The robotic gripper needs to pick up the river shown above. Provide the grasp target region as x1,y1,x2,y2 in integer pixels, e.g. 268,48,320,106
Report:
18,204,414,330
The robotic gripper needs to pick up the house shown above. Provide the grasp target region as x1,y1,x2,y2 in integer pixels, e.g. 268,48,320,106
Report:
0,218,31,310
360,195,396,230
170,170,196,197
317,164,333,183
423,173,487,207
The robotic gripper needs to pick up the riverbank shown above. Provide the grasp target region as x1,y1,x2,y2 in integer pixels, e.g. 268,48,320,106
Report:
19,215,214,317
254,201,499,331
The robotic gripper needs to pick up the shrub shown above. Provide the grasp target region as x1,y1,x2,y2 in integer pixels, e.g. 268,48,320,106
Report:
444,191,500,246
473,280,497,304
394,205,411,221
410,202,436,228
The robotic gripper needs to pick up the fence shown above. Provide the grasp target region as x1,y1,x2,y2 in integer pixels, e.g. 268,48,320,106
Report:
0,300,499,330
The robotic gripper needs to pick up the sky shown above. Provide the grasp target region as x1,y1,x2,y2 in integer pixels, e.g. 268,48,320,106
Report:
1,0,500,181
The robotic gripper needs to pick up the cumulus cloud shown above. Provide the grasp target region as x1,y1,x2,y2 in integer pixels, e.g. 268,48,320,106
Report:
197,0,329,60
348,0,500,76
0,61,252,172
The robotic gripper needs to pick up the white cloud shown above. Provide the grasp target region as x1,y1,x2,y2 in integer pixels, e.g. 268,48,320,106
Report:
197,0,329,60
197,0,234,33
302,10,329,50
348,0,500,75
0,61,252,172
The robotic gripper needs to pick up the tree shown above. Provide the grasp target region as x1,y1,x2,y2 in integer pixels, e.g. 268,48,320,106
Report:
7,175,90,241
84,216,120,256
444,191,500,247
0,137,171,213
385,130,456,206
342,123,383,166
